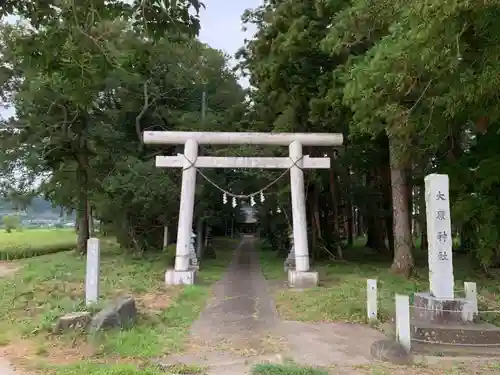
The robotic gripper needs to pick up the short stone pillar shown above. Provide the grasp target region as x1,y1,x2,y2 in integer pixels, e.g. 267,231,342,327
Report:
85,238,100,306
284,232,296,272
189,231,199,269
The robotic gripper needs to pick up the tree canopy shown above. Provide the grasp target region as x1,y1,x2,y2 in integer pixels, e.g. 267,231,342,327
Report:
2,0,500,276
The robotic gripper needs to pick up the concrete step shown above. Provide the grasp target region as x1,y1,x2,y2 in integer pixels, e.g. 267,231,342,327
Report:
411,341,500,357
411,318,500,345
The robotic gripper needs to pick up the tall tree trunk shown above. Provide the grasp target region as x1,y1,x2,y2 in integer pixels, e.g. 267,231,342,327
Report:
419,184,428,251
342,122,354,246
346,182,354,246
308,190,317,260
76,159,89,254
365,169,387,250
389,134,414,276
88,201,94,237
406,167,413,247
329,152,343,258
377,131,394,253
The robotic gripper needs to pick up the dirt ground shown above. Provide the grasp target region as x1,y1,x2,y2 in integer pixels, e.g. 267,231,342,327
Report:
0,261,20,277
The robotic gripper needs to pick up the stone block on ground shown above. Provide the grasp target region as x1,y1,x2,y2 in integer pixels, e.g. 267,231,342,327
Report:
411,319,500,345
53,311,92,333
89,296,137,332
165,268,196,285
370,339,411,365
287,270,318,289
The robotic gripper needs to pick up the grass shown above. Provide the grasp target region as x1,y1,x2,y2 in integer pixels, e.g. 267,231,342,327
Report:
0,228,77,259
0,236,238,375
250,362,500,375
252,363,328,375
259,239,500,325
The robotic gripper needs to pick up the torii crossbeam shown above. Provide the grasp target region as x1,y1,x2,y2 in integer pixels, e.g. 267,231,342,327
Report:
143,131,343,287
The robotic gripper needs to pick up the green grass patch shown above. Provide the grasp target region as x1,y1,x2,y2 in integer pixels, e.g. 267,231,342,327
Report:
41,363,165,375
259,240,500,325
0,236,237,373
252,363,328,375
44,362,206,375
0,228,77,259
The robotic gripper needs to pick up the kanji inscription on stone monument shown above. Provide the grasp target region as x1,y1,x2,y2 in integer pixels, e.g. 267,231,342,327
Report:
425,174,454,299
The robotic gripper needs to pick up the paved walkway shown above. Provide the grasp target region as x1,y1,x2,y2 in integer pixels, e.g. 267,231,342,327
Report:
0,358,18,375
190,235,280,348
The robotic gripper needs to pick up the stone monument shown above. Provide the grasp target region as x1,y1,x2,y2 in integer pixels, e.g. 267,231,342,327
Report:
410,173,500,352
414,174,473,322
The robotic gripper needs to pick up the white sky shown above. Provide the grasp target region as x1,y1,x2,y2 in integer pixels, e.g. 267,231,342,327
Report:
0,0,262,119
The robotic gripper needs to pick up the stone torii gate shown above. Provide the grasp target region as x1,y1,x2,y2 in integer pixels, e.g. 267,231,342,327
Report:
143,131,343,287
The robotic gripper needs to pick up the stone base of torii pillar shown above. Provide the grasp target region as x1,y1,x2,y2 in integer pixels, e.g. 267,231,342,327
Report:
165,231,199,285
285,226,318,288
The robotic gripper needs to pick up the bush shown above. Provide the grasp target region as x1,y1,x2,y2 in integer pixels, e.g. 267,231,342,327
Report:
2,215,21,233
0,243,75,260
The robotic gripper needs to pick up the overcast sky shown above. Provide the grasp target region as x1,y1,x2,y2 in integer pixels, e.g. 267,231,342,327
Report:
0,0,262,119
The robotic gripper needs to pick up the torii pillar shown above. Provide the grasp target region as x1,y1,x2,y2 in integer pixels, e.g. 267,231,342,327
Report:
143,131,343,287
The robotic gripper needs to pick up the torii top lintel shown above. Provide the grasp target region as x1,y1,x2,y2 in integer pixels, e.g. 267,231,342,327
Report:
142,131,343,147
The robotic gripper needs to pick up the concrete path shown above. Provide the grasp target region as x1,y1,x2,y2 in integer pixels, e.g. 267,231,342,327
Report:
190,234,280,347
0,358,19,375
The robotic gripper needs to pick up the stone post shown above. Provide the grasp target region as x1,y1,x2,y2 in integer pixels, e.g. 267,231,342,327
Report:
190,231,199,268
395,294,411,352
85,238,100,306
163,226,169,248
196,218,204,259
367,279,378,323
284,231,296,272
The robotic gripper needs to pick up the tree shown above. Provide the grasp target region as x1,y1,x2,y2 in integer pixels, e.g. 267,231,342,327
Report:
239,0,500,276
0,1,246,253
2,215,20,233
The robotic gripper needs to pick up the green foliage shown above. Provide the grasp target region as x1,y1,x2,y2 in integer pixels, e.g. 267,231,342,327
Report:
239,0,500,269
0,237,235,373
0,0,246,253
2,214,20,233
0,228,76,259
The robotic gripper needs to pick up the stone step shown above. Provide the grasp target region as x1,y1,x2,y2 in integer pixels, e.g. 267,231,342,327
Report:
411,341,500,357
411,319,500,346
